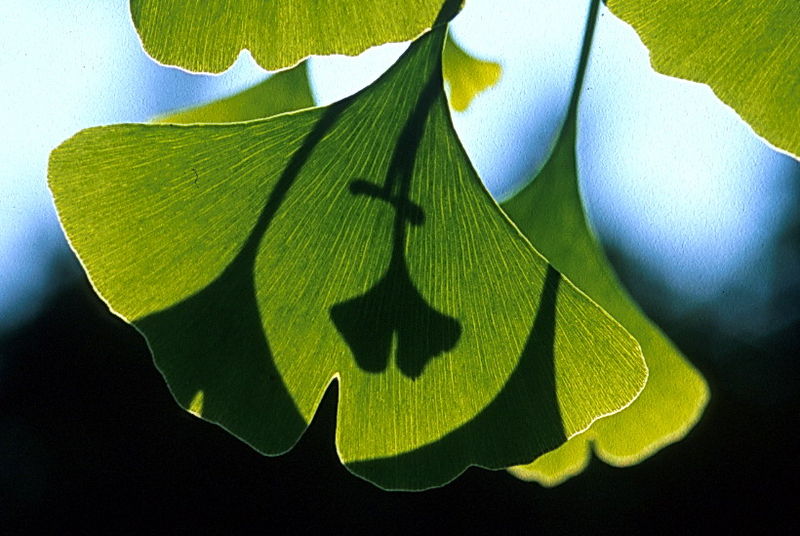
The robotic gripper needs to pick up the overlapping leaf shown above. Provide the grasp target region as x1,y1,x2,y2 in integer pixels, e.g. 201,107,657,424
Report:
503,0,708,486
607,0,800,160
49,9,647,489
155,62,315,124
154,37,500,125
442,36,501,112
130,0,452,72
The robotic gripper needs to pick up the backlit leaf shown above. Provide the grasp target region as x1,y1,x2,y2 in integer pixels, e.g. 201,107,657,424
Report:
442,36,501,112
503,0,708,487
156,36,500,125
607,0,800,159
130,0,455,73
48,7,646,490
155,62,314,124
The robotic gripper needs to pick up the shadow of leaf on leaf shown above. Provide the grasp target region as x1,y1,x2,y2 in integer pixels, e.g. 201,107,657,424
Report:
347,267,565,490
330,68,462,380
135,102,350,454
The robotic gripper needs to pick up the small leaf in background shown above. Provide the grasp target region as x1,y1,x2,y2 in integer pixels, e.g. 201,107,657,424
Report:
503,0,708,487
49,6,647,489
607,0,800,160
156,34,501,124
129,0,453,73
154,62,314,124
442,36,501,112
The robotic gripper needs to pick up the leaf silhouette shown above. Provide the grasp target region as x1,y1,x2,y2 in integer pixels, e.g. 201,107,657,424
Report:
607,0,800,160
130,0,455,72
48,2,646,490
502,0,708,487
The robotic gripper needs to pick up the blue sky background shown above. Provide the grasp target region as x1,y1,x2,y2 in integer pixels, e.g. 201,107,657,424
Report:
1,0,798,339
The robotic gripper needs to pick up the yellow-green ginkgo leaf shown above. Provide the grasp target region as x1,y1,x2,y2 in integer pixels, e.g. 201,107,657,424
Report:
503,0,708,487
130,0,457,73
48,2,646,490
155,62,314,124
157,36,500,125
442,35,501,112
607,0,800,160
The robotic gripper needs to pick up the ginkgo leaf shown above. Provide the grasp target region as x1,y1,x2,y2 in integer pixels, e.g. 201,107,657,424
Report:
129,0,455,73
48,3,646,490
502,0,707,487
607,0,800,160
442,36,501,112
155,62,314,124
156,36,498,127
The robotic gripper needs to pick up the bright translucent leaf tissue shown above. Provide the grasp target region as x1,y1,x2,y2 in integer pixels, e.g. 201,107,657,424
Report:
130,0,452,72
49,4,646,490
503,0,708,486
442,36,501,112
607,0,800,160
154,62,315,124
153,36,500,125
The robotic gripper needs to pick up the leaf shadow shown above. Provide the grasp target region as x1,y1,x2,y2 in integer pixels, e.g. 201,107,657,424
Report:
129,0,561,478
330,66,462,380
347,266,566,490
330,235,462,379
134,101,350,454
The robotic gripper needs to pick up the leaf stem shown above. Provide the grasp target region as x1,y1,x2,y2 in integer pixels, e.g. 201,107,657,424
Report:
565,0,602,127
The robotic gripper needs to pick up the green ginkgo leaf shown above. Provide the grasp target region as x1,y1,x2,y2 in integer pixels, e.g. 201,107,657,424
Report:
607,0,800,160
155,62,315,124
48,5,646,490
442,36,501,112
503,0,708,487
154,36,499,128
129,0,454,73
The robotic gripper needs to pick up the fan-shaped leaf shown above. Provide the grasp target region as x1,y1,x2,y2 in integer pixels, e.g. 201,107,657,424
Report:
48,13,646,490
503,0,708,487
607,0,800,160
130,0,455,73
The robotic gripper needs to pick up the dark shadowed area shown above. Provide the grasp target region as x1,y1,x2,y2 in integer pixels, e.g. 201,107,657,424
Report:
2,0,799,532
1,244,797,533
331,71,462,380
